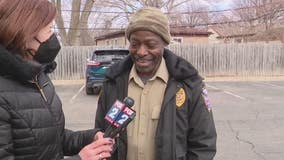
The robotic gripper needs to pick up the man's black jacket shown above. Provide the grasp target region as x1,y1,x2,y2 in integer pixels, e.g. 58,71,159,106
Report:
95,48,217,160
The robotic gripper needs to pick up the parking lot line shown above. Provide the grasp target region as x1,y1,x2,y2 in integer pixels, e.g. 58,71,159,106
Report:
223,91,246,100
206,84,219,90
69,84,85,103
207,84,246,100
256,82,283,88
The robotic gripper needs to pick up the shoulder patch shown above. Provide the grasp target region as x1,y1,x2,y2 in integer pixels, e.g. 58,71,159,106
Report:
202,87,212,112
176,88,186,108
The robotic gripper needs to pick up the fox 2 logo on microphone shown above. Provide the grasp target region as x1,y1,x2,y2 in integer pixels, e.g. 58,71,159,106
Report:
105,100,135,128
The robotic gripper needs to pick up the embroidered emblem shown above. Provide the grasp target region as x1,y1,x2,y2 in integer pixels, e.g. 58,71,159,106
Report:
202,88,212,112
176,88,186,107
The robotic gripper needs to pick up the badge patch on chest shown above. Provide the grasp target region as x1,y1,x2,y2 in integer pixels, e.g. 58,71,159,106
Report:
176,88,186,107
202,88,212,112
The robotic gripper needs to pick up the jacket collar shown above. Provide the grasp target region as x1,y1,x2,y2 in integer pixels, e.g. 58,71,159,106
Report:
163,48,200,81
105,54,133,80
0,44,42,81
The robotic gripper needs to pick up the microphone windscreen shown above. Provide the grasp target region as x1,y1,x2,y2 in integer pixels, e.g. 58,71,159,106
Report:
123,97,134,108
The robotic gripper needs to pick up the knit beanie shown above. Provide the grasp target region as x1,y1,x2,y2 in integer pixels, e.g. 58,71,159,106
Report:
125,7,171,45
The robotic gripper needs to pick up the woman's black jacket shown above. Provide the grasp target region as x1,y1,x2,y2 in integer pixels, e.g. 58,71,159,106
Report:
0,45,96,160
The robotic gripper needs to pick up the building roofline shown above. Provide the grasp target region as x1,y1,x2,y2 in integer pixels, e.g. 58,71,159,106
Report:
95,27,211,41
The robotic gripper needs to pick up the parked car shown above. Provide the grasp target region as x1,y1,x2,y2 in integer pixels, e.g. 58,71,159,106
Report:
85,48,129,95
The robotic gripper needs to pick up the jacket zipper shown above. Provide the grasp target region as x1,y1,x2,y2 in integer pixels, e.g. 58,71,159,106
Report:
30,75,48,102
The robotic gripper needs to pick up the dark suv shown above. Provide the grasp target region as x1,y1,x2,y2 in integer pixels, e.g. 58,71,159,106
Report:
85,49,129,95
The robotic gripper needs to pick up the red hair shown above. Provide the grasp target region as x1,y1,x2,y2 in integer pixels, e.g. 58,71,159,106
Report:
0,0,56,56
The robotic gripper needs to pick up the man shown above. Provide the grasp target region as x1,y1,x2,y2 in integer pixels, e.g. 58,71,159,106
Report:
95,7,217,160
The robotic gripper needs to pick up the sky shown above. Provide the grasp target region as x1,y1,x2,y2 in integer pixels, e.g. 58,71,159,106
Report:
213,0,234,10
200,0,234,10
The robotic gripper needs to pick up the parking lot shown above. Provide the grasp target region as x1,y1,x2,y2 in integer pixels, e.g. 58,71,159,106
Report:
55,80,284,160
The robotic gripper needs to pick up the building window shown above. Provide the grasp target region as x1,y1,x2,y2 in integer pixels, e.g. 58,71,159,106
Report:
235,39,242,43
172,37,183,44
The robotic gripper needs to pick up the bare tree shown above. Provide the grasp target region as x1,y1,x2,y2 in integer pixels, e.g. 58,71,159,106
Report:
52,0,219,45
232,0,284,30
95,0,193,20
51,0,96,45
162,0,194,12
168,0,209,28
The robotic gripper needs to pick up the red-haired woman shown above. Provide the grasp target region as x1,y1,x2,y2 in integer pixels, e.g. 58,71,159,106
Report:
0,0,112,159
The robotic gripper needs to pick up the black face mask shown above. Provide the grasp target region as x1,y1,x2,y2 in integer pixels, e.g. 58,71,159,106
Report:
33,34,61,64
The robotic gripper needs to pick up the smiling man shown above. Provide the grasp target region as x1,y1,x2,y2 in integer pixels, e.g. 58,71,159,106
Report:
95,7,217,160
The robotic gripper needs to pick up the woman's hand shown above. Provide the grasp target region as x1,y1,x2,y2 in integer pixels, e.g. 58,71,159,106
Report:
79,137,113,160
94,131,115,145
94,131,104,141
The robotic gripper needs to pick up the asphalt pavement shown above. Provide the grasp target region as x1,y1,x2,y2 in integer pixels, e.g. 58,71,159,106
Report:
55,80,284,160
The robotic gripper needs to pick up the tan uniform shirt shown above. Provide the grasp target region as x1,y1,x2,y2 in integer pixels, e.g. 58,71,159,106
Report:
127,58,169,160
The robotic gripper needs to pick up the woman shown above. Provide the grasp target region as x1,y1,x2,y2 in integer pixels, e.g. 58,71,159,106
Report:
0,0,112,159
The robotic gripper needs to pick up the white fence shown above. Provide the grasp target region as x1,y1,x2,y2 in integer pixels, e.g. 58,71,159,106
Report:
50,44,284,80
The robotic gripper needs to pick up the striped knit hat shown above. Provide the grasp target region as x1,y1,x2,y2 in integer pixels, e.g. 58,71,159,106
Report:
125,7,171,45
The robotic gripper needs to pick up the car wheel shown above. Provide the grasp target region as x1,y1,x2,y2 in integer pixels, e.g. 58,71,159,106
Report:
86,86,93,95
93,86,101,95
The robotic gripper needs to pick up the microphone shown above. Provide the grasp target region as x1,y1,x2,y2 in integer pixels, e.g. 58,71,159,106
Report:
103,97,135,138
